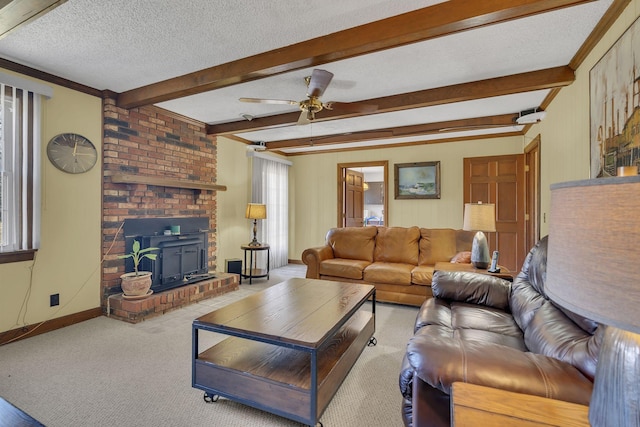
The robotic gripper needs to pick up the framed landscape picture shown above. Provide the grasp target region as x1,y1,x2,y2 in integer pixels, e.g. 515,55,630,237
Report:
394,161,440,199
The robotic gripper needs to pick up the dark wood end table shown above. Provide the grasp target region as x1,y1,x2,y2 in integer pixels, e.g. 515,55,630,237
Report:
434,262,514,281
240,243,270,284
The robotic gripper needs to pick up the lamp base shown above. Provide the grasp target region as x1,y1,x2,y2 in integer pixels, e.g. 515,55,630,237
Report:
471,231,490,269
247,219,261,246
589,326,640,427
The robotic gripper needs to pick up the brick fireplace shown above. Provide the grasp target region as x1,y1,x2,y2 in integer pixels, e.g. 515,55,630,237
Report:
100,94,237,323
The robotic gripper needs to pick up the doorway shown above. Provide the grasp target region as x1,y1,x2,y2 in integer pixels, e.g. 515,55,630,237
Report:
524,135,541,251
337,161,389,228
463,154,526,272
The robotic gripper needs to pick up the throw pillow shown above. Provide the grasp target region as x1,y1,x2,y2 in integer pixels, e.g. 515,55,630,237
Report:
450,251,471,264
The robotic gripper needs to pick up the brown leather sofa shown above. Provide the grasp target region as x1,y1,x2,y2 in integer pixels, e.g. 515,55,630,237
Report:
302,226,474,306
399,236,601,427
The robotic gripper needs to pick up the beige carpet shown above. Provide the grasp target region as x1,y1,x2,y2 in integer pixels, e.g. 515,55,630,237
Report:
0,265,418,426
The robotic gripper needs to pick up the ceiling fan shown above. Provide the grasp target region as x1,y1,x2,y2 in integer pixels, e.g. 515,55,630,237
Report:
239,69,377,125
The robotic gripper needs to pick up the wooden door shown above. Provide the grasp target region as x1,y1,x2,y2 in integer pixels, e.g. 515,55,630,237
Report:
525,136,541,251
344,169,365,227
463,154,525,272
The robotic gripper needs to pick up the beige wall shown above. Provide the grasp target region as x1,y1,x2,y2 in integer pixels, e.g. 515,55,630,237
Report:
216,136,253,268
287,137,523,259
212,135,524,262
0,73,102,333
536,0,640,236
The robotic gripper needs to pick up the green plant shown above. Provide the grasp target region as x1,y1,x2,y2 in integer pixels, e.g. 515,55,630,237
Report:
118,240,159,276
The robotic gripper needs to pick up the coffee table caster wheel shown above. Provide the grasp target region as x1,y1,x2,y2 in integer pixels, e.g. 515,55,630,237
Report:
203,392,219,403
368,336,377,347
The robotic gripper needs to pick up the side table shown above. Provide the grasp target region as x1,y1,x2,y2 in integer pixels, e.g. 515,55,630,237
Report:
434,261,513,281
240,243,270,284
451,382,589,426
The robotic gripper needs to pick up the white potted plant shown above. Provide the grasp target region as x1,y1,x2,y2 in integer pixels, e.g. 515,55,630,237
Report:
118,240,159,297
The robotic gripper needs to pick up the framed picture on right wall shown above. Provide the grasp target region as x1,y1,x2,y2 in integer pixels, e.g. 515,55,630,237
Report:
590,16,640,178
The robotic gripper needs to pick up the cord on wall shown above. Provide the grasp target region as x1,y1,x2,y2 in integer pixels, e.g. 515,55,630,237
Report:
0,221,125,346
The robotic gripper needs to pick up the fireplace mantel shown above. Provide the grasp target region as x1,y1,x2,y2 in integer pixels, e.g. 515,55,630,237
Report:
111,173,227,192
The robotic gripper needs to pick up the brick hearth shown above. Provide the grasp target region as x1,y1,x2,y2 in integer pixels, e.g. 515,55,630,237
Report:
107,273,239,323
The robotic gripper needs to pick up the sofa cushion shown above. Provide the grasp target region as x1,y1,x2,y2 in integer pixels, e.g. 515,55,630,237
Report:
432,271,511,311
419,229,474,266
411,265,435,285
406,329,595,404
325,226,377,262
524,301,601,381
364,262,414,285
451,302,524,344
414,298,452,331
319,258,370,280
510,237,549,331
414,299,525,351
374,226,420,264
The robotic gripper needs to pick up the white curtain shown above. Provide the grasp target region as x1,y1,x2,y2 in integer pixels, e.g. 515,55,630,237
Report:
251,156,289,268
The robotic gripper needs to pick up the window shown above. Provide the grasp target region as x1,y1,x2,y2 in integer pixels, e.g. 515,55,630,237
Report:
0,79,46,263
251,153,291,269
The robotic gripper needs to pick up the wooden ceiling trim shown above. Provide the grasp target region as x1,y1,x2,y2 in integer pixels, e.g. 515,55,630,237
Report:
266,114,520,149
206,66,573,135
0,0,67,40
0,56,103,97
279,130,523,156
569,0,631,70
117,0,591,109
540,87,563,111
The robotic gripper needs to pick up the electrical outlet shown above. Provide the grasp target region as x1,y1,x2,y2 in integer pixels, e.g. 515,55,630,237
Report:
50,293,60,307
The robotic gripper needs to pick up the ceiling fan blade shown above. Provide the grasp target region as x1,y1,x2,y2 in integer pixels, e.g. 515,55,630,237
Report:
324,101,378,114
239,97,298,106
307,69,334,98
297,110,311,125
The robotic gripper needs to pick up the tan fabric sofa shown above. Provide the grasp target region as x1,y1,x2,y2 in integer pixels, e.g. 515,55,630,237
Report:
301,226,474,306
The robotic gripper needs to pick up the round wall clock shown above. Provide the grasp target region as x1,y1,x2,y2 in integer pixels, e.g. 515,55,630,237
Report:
46,133,97,174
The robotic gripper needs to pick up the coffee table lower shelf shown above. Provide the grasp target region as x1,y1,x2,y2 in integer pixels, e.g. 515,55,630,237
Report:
193,310,375,426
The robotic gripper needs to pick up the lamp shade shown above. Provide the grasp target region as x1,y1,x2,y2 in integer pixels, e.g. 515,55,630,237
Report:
462,203,496,232
245,203,266,220
546,176,640,334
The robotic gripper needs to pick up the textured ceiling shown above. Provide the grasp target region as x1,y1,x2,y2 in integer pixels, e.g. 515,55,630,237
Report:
0,0,616,154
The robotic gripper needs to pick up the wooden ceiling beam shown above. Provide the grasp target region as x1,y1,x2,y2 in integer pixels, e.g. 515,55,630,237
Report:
266,114,520,150
207,66,574,135
0,0,67,40
117,0,592,109
280,131,523,156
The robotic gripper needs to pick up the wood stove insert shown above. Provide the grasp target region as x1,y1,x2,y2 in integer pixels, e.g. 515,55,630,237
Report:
123,217,214,293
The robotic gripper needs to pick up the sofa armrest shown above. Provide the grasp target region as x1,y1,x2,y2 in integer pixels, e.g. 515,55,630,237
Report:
405,329,594,405
301,245,334,279
432,270,511,311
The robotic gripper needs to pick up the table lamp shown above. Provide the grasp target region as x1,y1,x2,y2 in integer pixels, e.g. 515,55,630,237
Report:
462,202,496,269
546,175,640,427
245,203,266,246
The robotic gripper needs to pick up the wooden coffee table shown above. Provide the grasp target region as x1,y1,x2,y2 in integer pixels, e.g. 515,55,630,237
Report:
192,278,376,426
